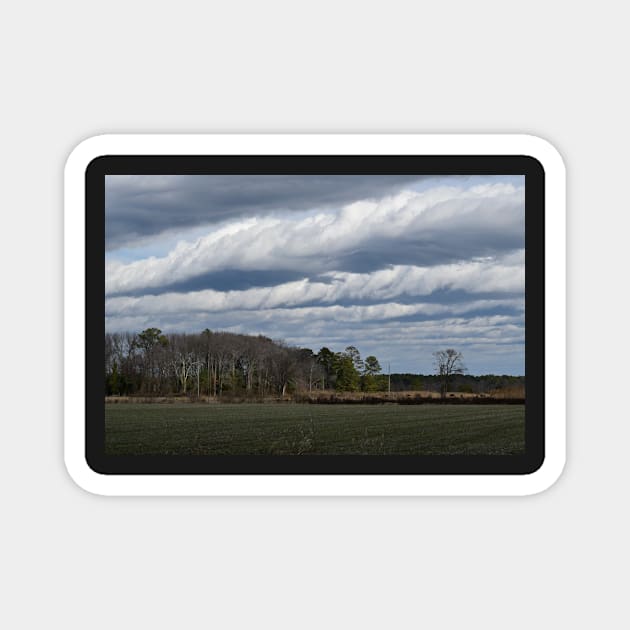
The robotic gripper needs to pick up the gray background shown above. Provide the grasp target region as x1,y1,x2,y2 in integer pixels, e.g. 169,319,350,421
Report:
1,1,626,628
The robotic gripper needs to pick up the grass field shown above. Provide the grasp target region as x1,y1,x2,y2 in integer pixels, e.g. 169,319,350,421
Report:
105,403,525,455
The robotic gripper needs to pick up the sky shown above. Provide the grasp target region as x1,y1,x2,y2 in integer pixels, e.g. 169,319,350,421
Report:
105,174,525,375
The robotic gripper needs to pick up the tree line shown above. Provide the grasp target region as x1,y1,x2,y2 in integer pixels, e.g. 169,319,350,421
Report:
105,328,384,398
104,328,523,398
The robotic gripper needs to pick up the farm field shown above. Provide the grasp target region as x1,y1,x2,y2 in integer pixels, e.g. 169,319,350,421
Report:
105,403,525,456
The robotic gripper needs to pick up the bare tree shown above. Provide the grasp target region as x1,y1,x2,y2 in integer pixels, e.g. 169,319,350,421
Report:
433,349,466,398
172,351,195,394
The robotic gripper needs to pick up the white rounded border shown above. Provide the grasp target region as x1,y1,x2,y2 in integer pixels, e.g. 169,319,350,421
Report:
64,134,565,496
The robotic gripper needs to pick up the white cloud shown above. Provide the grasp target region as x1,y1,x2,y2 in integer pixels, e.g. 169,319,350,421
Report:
105,255,524,319
104,310,525,374
105,182,524,295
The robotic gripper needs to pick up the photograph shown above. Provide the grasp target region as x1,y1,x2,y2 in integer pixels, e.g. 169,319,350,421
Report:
104,173,526,456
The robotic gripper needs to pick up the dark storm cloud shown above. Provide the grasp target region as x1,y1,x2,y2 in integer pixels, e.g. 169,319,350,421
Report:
106,174,426,250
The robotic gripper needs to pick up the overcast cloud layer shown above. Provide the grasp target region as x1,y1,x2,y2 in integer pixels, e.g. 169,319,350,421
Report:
106,175,525,374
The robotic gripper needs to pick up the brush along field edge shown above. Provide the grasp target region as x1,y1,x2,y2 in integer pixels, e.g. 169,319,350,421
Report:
64,133,566,496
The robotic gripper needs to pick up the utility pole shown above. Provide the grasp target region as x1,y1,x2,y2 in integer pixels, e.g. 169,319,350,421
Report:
388,362,391,395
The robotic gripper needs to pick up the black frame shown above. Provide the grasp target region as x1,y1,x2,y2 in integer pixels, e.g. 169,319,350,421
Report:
87,155,544,475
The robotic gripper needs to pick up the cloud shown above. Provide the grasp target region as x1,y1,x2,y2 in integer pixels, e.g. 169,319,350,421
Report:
104,175,526,374
105,182,524,296
105,255,524,317
104,309,525,375
106,296,523,325
105,174,428,250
